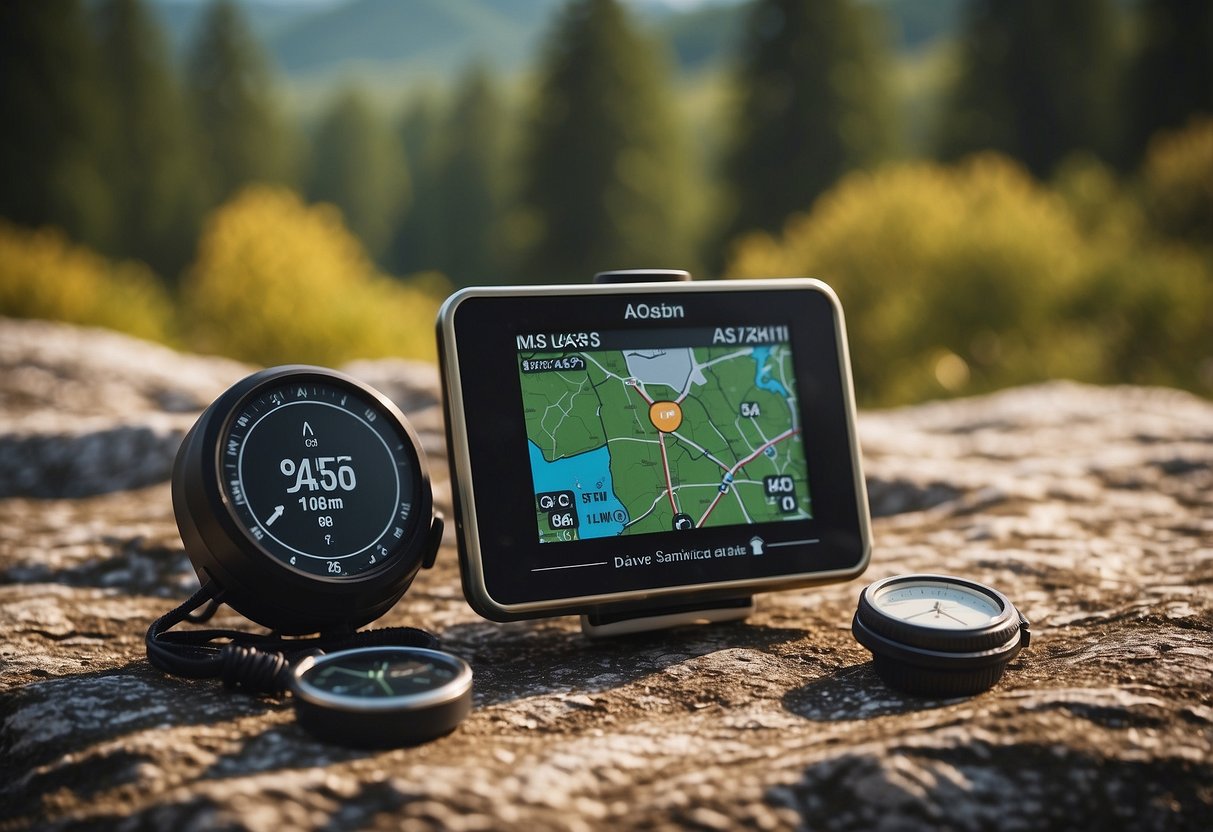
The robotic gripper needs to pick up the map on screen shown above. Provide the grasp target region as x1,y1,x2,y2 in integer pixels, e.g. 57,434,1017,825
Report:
518,328,812,544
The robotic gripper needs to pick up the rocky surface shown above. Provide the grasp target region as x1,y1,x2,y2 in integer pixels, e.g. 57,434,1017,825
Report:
1,317,1210,831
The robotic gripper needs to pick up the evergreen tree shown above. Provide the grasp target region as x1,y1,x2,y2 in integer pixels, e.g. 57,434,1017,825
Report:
186,0,295,208
430,65,507,286
720,0,895,246
388,93,443,275
936,0,1120,177
95,0,203,280
519,0,691,282
0,1,114,250
307,87,410,265
1123,0,1213,167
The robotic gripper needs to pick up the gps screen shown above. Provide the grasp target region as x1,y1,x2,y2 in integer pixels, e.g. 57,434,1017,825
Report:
517,325,811,544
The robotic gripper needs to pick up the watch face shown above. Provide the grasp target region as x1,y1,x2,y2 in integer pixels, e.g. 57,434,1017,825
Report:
218,376,422,579
871,578,1003,630
296,647,470,703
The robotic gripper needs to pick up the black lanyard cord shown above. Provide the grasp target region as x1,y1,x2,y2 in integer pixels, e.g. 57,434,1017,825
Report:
146,585,440,696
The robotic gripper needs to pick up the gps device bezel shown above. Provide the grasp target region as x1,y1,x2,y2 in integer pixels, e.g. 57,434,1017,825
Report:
437,279,870,627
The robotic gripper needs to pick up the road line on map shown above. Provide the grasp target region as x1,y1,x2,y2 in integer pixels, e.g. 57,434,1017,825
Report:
658,432,679,514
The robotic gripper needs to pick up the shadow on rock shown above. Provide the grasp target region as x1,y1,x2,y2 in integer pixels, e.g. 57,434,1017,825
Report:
782,661,960,722
764,742,1212,831
0,662,281,815
442,619,809,707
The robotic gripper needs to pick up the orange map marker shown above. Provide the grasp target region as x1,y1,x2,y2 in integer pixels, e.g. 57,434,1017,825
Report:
649,401,683,433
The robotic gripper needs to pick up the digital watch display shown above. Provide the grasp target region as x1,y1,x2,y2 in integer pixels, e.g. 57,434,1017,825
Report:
438,279,871,629
222,376,412,578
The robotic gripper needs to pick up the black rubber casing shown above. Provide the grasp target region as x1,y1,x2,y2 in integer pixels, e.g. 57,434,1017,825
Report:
172,366,441,635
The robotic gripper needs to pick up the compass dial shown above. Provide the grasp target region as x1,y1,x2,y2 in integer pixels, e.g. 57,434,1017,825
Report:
870,579,1002,629
291,647,473,745
299,649,466,701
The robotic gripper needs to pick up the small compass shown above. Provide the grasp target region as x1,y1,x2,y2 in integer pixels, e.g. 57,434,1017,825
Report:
851,574,1031,696
291,647,472,747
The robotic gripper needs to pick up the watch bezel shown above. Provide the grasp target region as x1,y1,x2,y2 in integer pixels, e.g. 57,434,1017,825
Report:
857,574,1022,653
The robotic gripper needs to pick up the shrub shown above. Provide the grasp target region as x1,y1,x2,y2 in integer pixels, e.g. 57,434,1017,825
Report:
180,186,445,366
726,155,1099,405
0,220,173,341
1140,117,1213,247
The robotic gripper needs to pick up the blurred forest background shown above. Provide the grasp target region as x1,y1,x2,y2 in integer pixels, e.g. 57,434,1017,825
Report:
1,0,1210,406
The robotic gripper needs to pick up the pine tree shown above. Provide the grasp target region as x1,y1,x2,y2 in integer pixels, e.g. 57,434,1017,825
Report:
307,87,410,265
429,65,507,286
1123,0,1213,167
95,0,203,280
186,0,295,208
0,1,114,250
936,0,1120,177
386,94,441,276
519,0,691,283
720,0,895,246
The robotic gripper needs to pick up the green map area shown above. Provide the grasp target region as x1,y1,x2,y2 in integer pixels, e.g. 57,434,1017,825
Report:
520,343,812,544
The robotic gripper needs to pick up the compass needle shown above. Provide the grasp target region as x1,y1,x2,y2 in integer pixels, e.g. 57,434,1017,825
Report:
292,648,472,747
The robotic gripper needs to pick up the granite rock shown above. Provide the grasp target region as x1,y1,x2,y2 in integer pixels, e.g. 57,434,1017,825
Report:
1,319,1210,831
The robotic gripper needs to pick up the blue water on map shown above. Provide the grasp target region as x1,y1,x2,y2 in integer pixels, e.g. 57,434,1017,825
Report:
750,346,789,396
528,441,628,539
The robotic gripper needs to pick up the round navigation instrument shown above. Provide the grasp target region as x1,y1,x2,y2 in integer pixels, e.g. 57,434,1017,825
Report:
173,366,443,634
291,646,472,747
851,574,1030,696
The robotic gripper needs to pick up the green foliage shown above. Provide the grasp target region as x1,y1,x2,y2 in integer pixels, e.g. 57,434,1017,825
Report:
1139,117,1213,247
726,155,1213,405
0,221,173,342
95,0,204,281
307,86,410,264
186,0,296,209
0,1,114,252
180,187,445,366
719,0,896,247
427,65,508,287
518,0,693,282
389,92,445,276
1123,0,1213,167
936,0,1120,177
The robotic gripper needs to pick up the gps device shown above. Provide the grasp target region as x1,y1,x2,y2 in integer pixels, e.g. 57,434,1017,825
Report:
438,275,870,635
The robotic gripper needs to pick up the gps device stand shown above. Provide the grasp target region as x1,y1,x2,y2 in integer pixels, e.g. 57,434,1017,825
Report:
580,595,756,637
574,269,755,638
